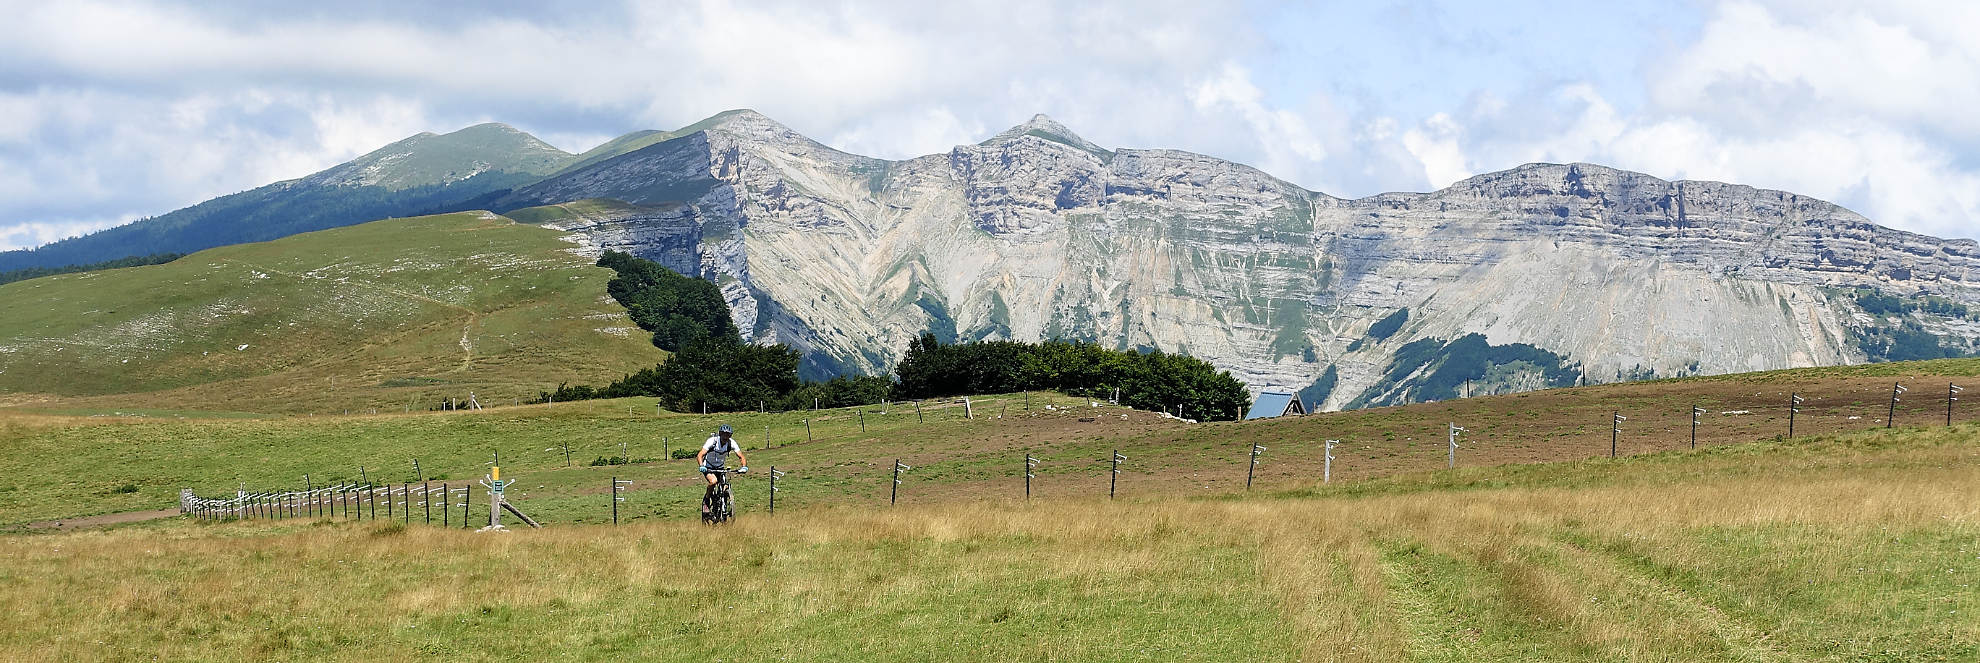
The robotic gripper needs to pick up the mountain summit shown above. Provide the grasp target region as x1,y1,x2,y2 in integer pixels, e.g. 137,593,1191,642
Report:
304,122,573,190
981,114,1112,157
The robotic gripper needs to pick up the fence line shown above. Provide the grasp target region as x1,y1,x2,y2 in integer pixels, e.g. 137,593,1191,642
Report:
177,382,1978,525
180,482,449,524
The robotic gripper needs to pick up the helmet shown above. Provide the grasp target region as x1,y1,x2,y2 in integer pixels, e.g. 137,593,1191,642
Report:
718,424,733,434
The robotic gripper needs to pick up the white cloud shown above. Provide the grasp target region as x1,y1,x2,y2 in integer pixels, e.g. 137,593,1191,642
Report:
1655,1,1980,149
0,217,135,253
1402,112,1469,187
1379,1,1980,240
0,0,1273,251
1188,63,1329,176
2,0,1978,252
0,87,441,250
828,106,986,159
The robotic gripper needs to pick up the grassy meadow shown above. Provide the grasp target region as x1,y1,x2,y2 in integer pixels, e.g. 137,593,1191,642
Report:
8,358,1980,530
2,424,1974,661
4,346,1980,659
0,212,666,414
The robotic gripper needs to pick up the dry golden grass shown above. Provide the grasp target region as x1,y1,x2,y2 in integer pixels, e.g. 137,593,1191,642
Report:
2,424,1975,661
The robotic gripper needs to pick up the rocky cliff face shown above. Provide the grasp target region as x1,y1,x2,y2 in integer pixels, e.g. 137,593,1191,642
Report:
499,110,1980,407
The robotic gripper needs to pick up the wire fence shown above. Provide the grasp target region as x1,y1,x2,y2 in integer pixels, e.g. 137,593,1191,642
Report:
178,380,1975,526
181,481,477,527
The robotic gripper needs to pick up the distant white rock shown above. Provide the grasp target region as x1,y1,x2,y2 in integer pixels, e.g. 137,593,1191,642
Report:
505,110,1980,409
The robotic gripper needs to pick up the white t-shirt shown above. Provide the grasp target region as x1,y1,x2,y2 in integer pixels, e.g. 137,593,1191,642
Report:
701,435,739,466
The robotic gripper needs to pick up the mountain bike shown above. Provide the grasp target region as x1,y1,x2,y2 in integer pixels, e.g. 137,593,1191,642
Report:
701,467,746,524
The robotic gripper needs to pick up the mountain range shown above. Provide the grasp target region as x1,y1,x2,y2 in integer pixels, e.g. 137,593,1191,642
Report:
10,109,1979,409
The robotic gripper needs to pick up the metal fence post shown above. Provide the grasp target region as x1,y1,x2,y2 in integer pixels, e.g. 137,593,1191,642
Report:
769,467,786,514
891,460,911,505
1246,444,1267,490
1025,454,1037,500
1324,440,1338,484
1789,393,1803,438
1447,423,1467,469
1611,411,1626,458
1952,384,1963,426
442,483,449,527
1110,451,1126,499
1692,405,1705,449
1889,382,1907,428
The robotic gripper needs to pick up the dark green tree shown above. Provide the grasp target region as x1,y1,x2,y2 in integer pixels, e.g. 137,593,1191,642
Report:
596,251,740,351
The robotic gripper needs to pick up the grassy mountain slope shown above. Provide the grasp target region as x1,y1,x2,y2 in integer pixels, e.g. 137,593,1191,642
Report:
0,124,576,272
0,212,665,414
560,130,678,174
502,198,650,225
304,123,572,191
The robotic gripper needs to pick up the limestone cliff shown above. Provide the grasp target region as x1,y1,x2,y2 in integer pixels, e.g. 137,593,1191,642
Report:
497,110,1980,408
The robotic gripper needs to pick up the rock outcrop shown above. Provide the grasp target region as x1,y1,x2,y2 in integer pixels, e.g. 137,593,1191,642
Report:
501,110,1980,407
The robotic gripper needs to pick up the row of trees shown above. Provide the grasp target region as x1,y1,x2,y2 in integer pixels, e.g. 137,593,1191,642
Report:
551,253,1252,421
0,252,184,286
892,334,1251,421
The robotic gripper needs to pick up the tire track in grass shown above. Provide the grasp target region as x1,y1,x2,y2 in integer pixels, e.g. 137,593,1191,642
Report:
1257,522,1408,663
1376,538,1583,662
1551,529,1786,662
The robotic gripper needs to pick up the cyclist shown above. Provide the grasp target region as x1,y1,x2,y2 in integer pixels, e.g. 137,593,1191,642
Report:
696,424,749,517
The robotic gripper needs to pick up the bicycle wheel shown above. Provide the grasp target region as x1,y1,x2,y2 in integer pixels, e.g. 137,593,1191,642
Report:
717,491,733,523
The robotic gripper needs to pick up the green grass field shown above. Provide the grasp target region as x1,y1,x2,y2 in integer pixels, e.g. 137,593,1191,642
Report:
5,246,1980,661
7,356,1980,531
0,212,666,414
1,423,1973,661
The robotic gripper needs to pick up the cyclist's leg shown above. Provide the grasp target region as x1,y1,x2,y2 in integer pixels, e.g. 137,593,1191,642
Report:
702,473,719,514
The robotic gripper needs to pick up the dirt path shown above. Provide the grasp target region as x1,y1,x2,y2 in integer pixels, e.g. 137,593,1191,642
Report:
19,509,180,531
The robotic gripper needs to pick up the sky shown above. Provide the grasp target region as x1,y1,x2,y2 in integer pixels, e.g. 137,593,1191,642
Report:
2,0,1978,251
